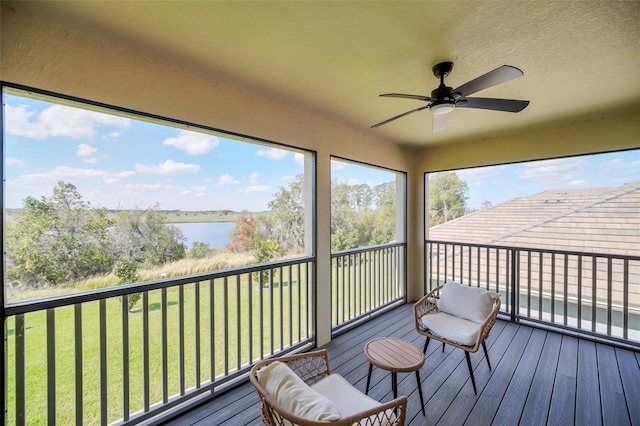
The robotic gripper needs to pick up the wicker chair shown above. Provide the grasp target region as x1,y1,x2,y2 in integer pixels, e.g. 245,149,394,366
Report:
413,281,501,394
249,349,407,425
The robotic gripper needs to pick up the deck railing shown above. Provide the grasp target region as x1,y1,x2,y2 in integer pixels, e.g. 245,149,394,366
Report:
425,239,640,348
4,257,315,425
331,243,406,333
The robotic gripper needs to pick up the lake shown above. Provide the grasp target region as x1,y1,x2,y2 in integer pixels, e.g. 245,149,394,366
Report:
174,222,234,249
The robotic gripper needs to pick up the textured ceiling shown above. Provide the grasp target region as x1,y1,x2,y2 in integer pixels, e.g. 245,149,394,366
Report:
4,1,640,148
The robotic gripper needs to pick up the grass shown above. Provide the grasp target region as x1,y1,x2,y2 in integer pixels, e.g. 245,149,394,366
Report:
5,256,310,425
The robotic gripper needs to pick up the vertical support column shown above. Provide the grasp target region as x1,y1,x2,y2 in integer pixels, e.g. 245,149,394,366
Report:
314,153,331,347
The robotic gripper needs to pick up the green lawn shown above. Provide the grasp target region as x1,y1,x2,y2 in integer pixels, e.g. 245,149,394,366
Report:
5,267,309,425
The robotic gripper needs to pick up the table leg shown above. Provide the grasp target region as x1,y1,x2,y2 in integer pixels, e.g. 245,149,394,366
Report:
416,369,425,416
392,372,398,400
365,363,373,394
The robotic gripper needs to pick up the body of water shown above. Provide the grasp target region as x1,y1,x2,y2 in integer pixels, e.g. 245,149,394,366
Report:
174,222,234,249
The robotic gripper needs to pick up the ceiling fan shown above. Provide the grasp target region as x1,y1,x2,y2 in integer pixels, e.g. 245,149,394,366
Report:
371,62,529,133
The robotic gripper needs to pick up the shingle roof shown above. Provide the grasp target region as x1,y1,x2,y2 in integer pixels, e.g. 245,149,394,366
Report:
428,180,640,257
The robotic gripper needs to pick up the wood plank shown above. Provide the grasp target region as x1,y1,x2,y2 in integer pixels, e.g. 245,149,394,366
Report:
519,332,562,426
615,347,640,426
547,336,578,425
491,328,547,425
597,344,631,426
576,340,602,426
466,326,534,423
432,321,519,425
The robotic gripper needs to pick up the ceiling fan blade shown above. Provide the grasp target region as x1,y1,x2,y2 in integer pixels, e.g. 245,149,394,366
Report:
454,65,524,97
457,97,529,112
371,105,430,128
380,93,435,102
432,112,449,133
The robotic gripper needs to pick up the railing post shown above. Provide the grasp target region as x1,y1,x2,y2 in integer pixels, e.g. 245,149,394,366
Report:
510,249,518,322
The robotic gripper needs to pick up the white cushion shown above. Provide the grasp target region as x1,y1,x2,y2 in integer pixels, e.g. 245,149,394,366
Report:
437,280,497,324
256,361,341,421
419,312,481,346
312,374,395,426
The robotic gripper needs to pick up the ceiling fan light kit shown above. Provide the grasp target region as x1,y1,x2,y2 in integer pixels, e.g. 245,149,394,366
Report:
372,61,530,133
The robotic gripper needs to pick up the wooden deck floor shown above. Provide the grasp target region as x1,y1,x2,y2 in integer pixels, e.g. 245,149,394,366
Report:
162,304,640,426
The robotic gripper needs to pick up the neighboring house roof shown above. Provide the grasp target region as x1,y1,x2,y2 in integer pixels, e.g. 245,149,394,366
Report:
428,180,640,257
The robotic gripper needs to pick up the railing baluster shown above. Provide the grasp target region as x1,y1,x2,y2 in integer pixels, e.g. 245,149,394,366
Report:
538,252,543,320
592,257,597,333
607,258,613,336
122,296,130,421
288,265,293,347
527,251,532,318
195,282,201,388
623,259,629,340
269,269,274,355
297,264,301,343
223,277,229,375
143,291,150,411
259,272,264,360
161,288,168,403
236,274,241,369
564,254,569,326
248,274,253,362
279,267,284,350
179,285,185,395
15,314,25,426
74,305,83,426
551,253,556,323
99,300,107,424
47,308,57,424
577,256,583,330
209,279,215,379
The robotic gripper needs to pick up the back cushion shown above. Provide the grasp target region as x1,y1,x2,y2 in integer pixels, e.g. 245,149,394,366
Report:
256,361,342,421
437,280,497,324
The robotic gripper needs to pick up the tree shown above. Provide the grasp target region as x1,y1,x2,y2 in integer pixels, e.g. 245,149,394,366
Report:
114,256,141,311
6,181,114,286
429,171,469,226
268,174,306,253
111,204,186,266
188,241,212,258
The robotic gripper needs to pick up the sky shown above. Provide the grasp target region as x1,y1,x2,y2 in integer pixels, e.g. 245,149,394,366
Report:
3,90,639,213
3,91,396,212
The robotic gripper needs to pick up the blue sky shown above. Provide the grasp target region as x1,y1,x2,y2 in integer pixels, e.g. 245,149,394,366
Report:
3,92,395,211
3,91,639,212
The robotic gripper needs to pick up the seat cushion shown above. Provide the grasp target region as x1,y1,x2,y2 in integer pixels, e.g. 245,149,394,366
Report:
419,311,481,346
437,280,497,324
256,361,341,421
312,373,395,425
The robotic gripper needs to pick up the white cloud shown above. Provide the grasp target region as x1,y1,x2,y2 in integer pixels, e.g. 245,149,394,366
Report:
516,158,586,186
135,160,200,175
116,171,135,178
83,158,98,164
163,130,219,155
219,173,240,185
242,185,270,193
180,190,191,196
457,166,500,186
5,104,130,140
125,183,164,190
104,178,119,185
193,185,206,192
76,144,98,157
6,157,24,167
257,147,288,160
294,153,305,166
248,171,260,185
567,179,587,186
196,192,206,197
331,160,347,170
51,166,110,179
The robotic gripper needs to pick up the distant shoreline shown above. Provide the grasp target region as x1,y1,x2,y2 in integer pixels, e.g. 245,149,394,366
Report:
4,208,268,225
